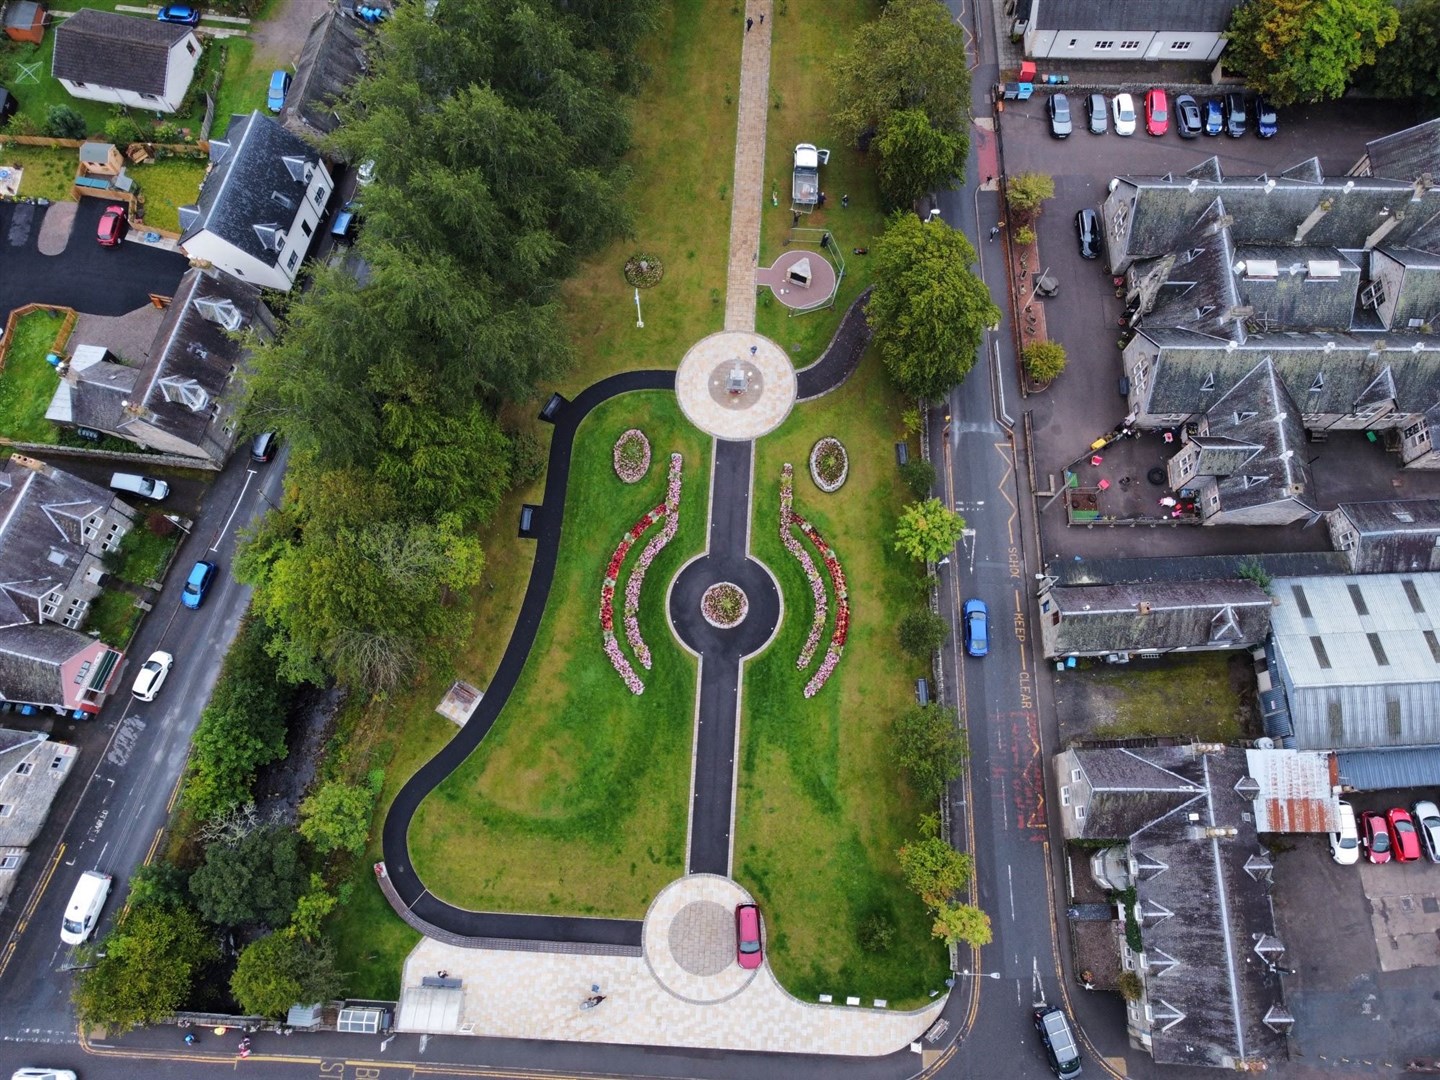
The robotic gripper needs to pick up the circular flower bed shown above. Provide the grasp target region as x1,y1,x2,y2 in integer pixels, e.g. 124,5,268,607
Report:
809,437,848,492
623,252,665,288
613,428,651,483
700,582,749,628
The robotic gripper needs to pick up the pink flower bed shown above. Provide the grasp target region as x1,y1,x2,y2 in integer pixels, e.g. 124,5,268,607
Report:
613,428,652,483
601,452,683,693
779,464,827,669
779,463,851,697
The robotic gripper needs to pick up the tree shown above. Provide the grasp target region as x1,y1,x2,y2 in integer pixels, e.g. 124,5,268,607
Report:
894,498,966,564
931,901,993,947
126,861,191,911
1004,172,1056,219
890,701,967,800
231,930,345,1018
1022,341,1067,383
299,770,384,855
900,457,936,498
1224,0,1398,105
289,875,339,942
189,826,307,929
1369,0,1440,109
72,903,215,1031
875,108,968,210
898,608,948,655
44,105,87,139
897,834,973,908
867,213,1000,400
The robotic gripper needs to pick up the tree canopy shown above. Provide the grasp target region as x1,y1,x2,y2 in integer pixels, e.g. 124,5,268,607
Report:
894,498,967,564
875,109,968,210
890,701,968,799
1369,0,1440,110
1225,0,1398,105
72,902,216,1031
231,931,345,1018
189,825,307,929
867,213,1000,401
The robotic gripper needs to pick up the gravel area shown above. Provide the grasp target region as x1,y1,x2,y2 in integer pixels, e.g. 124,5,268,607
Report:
36,202,76,256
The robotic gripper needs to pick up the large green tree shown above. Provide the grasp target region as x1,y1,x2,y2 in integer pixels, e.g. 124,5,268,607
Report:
890,701,968,800
231,931,345,1018
894,498,967,564
875,109,967,210
1370,0,1440,109
299,770,384,856
1224,0,1398,105
189,826,307,929
72,903,216,1031
867,213,1000,401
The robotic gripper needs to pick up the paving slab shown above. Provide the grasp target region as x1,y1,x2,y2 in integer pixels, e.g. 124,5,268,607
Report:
676,329,796,441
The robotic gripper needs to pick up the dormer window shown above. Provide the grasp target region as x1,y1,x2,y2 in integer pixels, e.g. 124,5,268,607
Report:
1201,372,1215,391
1310,372,1324,392
159,376,210,412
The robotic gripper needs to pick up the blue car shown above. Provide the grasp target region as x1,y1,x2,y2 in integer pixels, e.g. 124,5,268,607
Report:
266,69,291,113
963,598,989,658
157,4,202,24
1202,97,1223,136
1255,95,1278,139
181,560,216,610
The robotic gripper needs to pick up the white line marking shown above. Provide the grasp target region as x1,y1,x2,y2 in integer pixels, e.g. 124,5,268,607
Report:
212,469,257,551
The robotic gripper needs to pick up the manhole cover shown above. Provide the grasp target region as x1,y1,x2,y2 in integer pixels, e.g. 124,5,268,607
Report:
667,900,734,977
1422,896,1438,915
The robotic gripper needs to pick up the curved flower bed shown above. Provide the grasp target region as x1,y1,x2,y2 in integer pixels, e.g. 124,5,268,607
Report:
808,436,848,493
701,582,749,627
613,429,651,483
779,463,851,697
600,452,683,693
780,464,827,669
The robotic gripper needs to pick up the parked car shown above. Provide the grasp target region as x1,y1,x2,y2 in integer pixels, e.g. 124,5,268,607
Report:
1387,806,1422,862
12,1070,78,1080
251,431,278,463
1224,92,1247,137
1203,97,1224,136
1034,1007,1083,1079
1174,94,1202,139
1085,92,1107,135
97,204,127,247
963,598,989,658
1111,92,1136,137
181,560,216,610
156,3,201,24
1361,809,1391,863
356,158,377,187
735,903,763,969
330,200,362,243
267,69,291,112
131,650,174,702
1075,208,1099,260
1144,88,1168,136
1413,799,1440,863
109,472,169,501
1047,92,1072,139
1329,800,1359,865
1255,95,1278,138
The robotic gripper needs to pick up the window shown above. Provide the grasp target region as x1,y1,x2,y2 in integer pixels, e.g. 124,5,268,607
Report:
1404,422,1424,440
1327,700,1344,742
15,761,33,775
1368,632,1390,666
1387,696,1403,738
1071,769,1082,782
287,250,300,271
50,755,65,770
1074,805,1086,820
0,805,12,818
1403,579,1424,613
186,40,197,56
1170,41,1191,51
1347,583,1369,616
301,219,312,237
1120,40,1140,50
0,855,18,870
1095,40,1113,50
1060,786,1071,806
1068,38,1077,48
313,186,328,207
1310,635,1331,669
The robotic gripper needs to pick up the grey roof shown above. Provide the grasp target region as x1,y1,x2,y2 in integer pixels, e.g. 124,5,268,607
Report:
180,111,323,268
5,2,40,30
1050,551,1351,586
1045,579,1272,655
1198,358,1314,517
1365,119,1440,184
1330,499,1440,573
1335,745,1440,790
1070,747,1205,838
0,459,113,628
52,8,192,96
0,623,98,706
1371,247,1440,330
282,8,366,139
45,345,137,431
1030,0,1241,32
1233,246,1362,331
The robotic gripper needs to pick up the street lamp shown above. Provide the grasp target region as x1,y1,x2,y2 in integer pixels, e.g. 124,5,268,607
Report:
955,969,1002,980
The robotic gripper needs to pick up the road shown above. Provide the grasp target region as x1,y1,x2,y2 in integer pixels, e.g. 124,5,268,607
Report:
0,448,286,1048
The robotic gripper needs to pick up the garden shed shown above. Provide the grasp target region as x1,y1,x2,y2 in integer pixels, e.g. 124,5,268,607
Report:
3,1,44,45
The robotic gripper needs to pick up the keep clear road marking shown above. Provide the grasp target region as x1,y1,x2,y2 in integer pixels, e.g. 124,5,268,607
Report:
212,469,257,552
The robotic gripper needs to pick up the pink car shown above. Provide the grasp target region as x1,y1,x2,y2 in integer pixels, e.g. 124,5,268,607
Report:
735,903,763,969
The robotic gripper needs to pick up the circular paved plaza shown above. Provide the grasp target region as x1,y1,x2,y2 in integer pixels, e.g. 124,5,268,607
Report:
676,330,797,441
643,874,760,1003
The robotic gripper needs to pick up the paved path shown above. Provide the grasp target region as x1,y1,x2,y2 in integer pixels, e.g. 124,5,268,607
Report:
723,0,773,332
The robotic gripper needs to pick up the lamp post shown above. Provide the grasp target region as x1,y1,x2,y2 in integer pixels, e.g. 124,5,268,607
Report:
634,287,644,328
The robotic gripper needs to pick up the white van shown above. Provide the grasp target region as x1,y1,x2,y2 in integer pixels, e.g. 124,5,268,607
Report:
60,870,112,945
109,473,169,501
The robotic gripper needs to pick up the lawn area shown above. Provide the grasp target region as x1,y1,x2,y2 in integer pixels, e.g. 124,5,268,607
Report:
554,0,740,393
739,351,952,1009
408,392,707,918
0,144,77,202
135,157,209,232
0,309,69,443
110,524,180,586
1083,654,1249,743
84,588,141,648
212,39,272,139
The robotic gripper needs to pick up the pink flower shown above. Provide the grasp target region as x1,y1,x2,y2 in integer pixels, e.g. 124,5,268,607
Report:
605,453,684,688
782,462,850,696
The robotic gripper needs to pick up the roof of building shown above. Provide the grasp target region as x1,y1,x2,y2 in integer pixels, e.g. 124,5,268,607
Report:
1030,0,1241,32
179,111,323,268
1198,358,1314,518
1044,579,1273,656
1330,499,1440,574
45,344,138,431
1335,745,1440,790
0,623,98,706
1243,748,1337,832
5,2,41,30
1365,119,1440,184
282,7,366,138
52,8,192,96
1050,551,1350,587
1070,747,1205,837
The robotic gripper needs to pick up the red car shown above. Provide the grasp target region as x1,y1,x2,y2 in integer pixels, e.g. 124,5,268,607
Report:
1144,88,1168,137
97,204,127,247
1361,809,1391,863
1387,807,1422,862
735,903,763,969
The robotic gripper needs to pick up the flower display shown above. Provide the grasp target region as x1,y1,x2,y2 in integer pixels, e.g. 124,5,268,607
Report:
701,582,749,627
613,428,651,483
779,464,827,668
808,436,849,492
779,464,851,697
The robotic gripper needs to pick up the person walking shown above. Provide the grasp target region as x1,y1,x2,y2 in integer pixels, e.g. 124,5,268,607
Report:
746,16,753,31
989,225,1000,241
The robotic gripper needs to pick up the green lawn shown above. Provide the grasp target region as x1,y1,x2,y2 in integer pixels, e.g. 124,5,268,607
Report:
212,39,272,139
0,310,68,443
1086,654,1247,743
738,352,952,1008
111,525,179,585
407,393,708,917
134,157,208,232
84,588,141,648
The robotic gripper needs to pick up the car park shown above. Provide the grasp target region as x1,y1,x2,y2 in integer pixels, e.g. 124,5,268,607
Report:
1034,1007,1083,1079
109,472,169,501
131,650,173,701
156,3,201,23
1111,93,1136,136
1085,93,1107,135
1075,208,1099,260
963,598,989,657
1329,800,1359,865
181,560,216,610
735,903,763,969
1048,92,1072,139
96,204,127,247
1255,95,1278,138
1387,806,1421,862
1414,800,1440,863
1361,809,1391,863
267,69,291,112
1224,92,1247,137
1203,97,1223,136
1144,88,1168,136
1174,94,1202,139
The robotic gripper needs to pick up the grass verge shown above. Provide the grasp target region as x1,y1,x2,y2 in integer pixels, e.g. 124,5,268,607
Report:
0,309,68,443
739,351,951,1009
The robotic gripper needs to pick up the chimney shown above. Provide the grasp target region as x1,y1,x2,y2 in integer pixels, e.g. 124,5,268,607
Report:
1138,601,1153,615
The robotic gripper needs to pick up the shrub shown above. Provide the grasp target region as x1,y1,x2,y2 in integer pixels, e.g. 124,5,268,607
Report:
508,429,546,486
900,457,935,498
4,113,39,136
44,105,89,140
891,702,967,800
189,825,306,929
1014,225,1036,246
104,115,144,147
1022,341,1067,382
1004,171,1055,217
1117,970,1143,1001
898,608,948,655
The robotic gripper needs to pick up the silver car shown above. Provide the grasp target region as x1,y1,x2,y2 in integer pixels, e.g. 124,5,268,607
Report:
1414,799,1440,863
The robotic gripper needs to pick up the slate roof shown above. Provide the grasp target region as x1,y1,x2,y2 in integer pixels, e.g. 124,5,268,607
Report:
180,111,323,268
1233,245,1361,331
45,345,137,431
52,8,192,96
1031,0,1241,32
1198,358,1314,518
1330,499,1440,573
1070,748,1205,838
283,7,366,138
1371,247,1440,330
1044,579,1272,655
0,623,96,706
1365,119,1440,184
1050,551,1351,587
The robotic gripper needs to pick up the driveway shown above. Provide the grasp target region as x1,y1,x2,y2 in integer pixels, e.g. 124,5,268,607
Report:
0,200,188,324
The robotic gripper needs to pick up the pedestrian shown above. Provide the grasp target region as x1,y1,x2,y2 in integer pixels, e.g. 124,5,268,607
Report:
184,1032,197,1046
759,12,764,22
986,175,993,185
840,193,849,208
746,16,752,31
791,210,799,225
989,225,1000,241
818,191,826,207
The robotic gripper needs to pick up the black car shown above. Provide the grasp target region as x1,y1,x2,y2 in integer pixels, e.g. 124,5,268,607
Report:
1085,93,1107,135
1255,95,1277,138
1224,92,1247,138
1075,208,1100,260
1048,92,1072,139
1203,97,1224,136
0,87,17,123
1174,94,1202,139
1035,1007,1083,1079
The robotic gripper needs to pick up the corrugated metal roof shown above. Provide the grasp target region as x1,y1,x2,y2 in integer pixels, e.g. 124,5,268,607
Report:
1336,746,1440,791
1244,749,1337,833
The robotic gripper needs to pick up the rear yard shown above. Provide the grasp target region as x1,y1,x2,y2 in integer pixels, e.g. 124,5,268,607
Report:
1053,652,1254,745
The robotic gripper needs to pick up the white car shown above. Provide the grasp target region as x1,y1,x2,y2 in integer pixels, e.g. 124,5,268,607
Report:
1414,799,1440,863
131,650,173,701
1111,92,1137,137
12,1071,78,1080
1329,800,1360,865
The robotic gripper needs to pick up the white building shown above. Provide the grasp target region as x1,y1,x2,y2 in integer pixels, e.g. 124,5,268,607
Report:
52,8,201,114
1013,0,1240,63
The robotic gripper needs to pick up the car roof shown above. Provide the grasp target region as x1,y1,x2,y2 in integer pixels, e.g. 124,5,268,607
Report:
187,561,211,581
1040,1009,1078,1055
